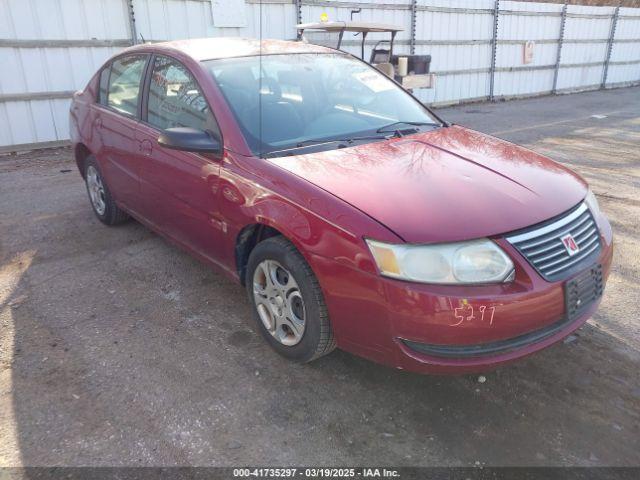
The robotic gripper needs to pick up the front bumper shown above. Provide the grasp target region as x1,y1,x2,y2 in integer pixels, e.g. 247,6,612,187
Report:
401,307,591,359
394,297,601,374
312,214,613,374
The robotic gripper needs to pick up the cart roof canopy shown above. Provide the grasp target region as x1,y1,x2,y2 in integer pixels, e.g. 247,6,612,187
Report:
296,21,404,33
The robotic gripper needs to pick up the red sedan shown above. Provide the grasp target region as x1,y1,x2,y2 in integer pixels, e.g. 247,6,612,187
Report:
69,38,613,374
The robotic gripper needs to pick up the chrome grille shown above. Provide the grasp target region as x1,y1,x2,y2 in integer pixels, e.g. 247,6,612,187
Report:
506,203,601,281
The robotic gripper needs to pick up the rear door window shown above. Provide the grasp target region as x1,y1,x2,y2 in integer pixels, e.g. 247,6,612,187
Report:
107,55,147,117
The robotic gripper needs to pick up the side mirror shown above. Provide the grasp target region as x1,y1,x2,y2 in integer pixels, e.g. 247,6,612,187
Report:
157,127,221,154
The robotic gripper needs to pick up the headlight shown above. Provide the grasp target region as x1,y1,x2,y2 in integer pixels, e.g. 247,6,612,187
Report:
366,238,515,285
584,189,601,217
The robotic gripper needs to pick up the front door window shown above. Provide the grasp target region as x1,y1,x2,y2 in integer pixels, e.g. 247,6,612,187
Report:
147,55,220,138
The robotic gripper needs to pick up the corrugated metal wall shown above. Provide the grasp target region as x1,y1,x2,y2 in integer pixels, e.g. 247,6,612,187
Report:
607,7,640,84
1,0,639,151
132,0,296,41
0,0,131,149
414,0,496,104
494,1,563,97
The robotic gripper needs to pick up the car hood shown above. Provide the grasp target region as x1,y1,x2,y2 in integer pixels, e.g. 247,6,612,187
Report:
268,125,588,243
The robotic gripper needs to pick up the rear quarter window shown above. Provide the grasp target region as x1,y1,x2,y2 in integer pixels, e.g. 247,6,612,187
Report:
98,67,110,105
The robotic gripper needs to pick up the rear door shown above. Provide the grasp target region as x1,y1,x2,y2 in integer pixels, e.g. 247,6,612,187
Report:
135,54,225,262
93,54,149,211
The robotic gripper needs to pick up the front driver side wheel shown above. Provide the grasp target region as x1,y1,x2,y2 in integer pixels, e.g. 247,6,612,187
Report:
246,236,336,362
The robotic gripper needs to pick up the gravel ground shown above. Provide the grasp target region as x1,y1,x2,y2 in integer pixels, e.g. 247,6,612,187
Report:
0,87,639,467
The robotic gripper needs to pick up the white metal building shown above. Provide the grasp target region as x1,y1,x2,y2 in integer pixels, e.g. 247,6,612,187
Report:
1,0,639,152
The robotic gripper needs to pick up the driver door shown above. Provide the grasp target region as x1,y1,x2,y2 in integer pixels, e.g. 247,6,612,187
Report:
135,55,225,261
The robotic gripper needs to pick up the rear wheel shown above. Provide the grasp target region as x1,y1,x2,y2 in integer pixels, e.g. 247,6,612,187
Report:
246,236,336,362
84,156,129,225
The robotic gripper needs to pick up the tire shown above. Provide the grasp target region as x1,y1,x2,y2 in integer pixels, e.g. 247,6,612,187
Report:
246,236,336,362
84,156,129,225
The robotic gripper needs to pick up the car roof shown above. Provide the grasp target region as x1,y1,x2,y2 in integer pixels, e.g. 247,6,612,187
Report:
126,37,339,62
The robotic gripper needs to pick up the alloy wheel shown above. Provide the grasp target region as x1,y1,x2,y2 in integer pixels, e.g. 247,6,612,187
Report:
86,165,106,216
253,259,306,346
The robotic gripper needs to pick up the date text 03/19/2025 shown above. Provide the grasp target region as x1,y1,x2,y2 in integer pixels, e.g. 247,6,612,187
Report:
232,468,400,478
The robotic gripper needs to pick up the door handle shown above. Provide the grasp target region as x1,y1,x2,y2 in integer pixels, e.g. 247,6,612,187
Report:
93,117,102,129
139,139,153,156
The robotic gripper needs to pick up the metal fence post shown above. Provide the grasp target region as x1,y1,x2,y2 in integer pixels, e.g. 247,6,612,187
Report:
552,2,568,94
601,5,621,89
410,0,418,55
295,0,303,38
489,0,500,101
126,0,138,45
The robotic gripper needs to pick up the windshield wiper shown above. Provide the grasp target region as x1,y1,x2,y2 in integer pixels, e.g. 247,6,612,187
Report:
295,134,390,148
337,134,392,144
376,121,439,135
263,139,345,158
263,134,391,158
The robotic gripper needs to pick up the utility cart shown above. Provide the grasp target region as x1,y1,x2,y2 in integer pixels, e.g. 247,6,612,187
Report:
296,21,435,89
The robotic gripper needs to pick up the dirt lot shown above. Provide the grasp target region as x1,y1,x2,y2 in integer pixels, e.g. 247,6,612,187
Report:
1,87,639,468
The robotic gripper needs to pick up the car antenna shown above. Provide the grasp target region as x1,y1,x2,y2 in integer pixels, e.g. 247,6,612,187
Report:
139,33,146,44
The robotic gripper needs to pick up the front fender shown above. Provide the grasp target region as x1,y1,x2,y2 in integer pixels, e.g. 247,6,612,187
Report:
217,152,401,279
216,152,404,352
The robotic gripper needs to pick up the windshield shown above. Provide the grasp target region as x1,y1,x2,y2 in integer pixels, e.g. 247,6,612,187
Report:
204,53,441,157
